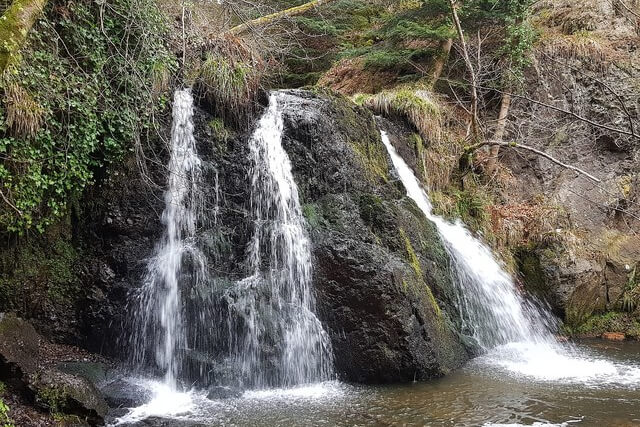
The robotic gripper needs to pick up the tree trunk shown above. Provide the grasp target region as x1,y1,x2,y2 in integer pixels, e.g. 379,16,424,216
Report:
227,0,339,36
486,93,511,175
430,38,453,89
0,0,48,73
448,0,480,141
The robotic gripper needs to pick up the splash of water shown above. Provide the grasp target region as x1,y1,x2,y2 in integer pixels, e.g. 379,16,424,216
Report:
130,89,206,388
223,92,333,387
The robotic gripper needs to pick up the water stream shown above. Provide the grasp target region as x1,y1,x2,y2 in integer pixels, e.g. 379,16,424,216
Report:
226,92,333,387
378,129,640,384
129,89,205,389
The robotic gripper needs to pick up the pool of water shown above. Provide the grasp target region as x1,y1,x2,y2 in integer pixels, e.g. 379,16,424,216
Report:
108,340,640,426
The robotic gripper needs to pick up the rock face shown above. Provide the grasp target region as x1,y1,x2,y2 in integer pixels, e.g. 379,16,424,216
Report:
0,87,470,385
279,90,469,382
496,0,640,327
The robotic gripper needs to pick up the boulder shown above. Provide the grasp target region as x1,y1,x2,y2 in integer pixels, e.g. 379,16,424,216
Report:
29,369,108,425
0,313,40,379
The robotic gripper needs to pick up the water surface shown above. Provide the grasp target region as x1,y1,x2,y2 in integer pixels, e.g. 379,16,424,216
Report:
110,340,640,426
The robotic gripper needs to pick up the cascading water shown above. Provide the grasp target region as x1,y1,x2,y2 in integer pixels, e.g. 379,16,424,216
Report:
379,129,640,383
130,89,206,389
224,92,333,387
379,132,556,350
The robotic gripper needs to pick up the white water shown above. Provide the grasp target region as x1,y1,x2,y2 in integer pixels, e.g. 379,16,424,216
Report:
224,92,333,387
379,129,640,385
130,89,205,389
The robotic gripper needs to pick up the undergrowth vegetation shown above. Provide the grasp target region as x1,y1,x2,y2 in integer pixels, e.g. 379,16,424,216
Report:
0,0,175,233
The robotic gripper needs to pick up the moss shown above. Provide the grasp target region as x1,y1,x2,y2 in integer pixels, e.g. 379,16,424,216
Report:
208,118,232,143
0,224,81,312
358,193,385,228
302,203,322,229
36,385,66,413
400,227,422,279
0,0,48,72
410,132,425,180
515,248,549,302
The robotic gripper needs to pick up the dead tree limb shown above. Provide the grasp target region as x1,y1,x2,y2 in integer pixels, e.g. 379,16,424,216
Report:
465,140,602,183
476,84,640,140
226,0,339,36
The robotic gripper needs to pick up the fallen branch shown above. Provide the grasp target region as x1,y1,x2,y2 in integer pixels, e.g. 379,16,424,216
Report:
0,189,22,217
226,0,339,36
465,140,602,183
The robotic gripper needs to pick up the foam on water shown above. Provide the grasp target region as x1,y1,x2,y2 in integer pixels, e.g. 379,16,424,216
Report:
242,381,345,400
112,379,200,425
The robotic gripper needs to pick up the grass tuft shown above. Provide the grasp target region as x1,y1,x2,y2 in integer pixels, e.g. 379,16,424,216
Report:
2,80,43,137
197,36,266,127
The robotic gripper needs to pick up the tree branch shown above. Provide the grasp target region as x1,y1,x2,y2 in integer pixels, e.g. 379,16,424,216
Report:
477,84,640,140
226,0,339,36
448,0,480,141
466,140,602,183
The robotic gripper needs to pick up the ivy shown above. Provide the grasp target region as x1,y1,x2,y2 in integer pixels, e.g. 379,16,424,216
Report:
0,0,176,234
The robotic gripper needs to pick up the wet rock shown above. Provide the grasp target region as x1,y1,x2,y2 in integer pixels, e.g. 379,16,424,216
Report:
0,313,40,378
29,369,108,425
56,361,108,385
206,385,242,400
101,378,152,408
278,90,469,382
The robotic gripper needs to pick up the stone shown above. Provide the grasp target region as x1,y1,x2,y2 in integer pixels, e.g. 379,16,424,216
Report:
602,332,625,341
29,369,108,425
0,313,40,377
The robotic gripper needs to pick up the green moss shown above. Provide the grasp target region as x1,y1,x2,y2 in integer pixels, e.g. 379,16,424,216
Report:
302,203,322,229
430,184,493,235
36,385,66,413
0,226,81,311
400,228,422,279
208,118,232,143
566,311,640,339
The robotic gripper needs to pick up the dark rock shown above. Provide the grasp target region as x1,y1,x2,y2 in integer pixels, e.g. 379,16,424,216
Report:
277,89,469,382
56,362,108,385
206,385,242,400
101,378,152,408
0,313,40,378
29,368,108,425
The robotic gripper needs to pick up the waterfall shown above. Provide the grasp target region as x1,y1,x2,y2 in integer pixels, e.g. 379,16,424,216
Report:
130,89,206,389
379,130,559,349
224,93,333,387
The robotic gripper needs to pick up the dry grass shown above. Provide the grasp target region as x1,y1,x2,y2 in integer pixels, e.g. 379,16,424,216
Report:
197,35,266,127
3,80,43,137
356,87,462,190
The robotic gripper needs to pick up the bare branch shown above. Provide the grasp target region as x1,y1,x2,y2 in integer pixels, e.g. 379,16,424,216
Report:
475,84,640,140
448,0,480,141
466,140,602,183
